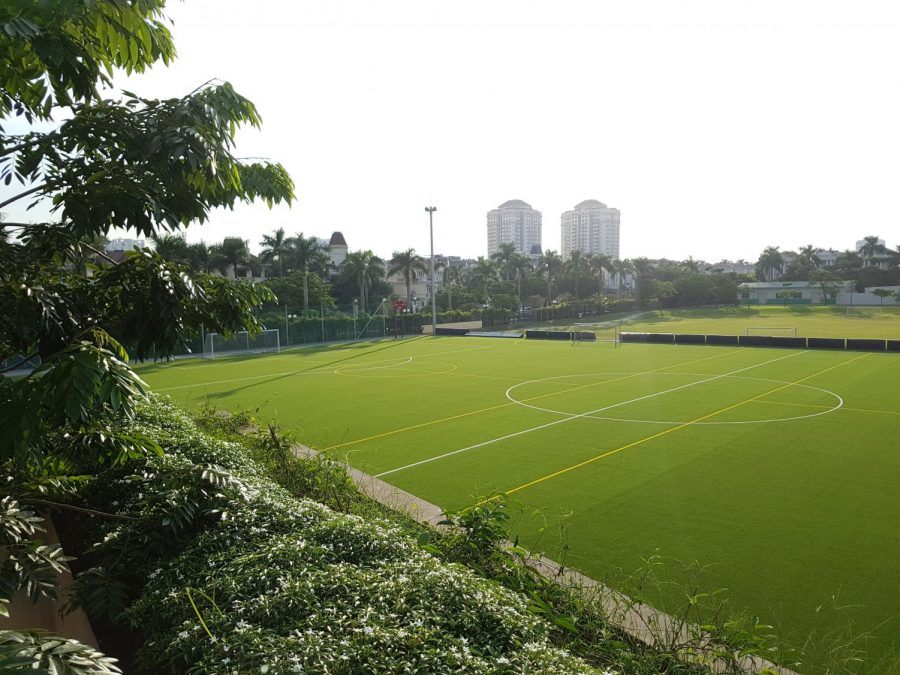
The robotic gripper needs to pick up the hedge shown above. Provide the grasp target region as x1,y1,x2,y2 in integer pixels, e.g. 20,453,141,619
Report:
69,397,601,674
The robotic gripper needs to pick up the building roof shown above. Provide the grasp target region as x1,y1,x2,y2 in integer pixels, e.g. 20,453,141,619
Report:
329,231,347,247
498,199,532,209
574,199,608,209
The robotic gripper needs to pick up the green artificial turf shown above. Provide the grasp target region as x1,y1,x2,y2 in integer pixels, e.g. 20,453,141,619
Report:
614,305,900,338
139,336,900,668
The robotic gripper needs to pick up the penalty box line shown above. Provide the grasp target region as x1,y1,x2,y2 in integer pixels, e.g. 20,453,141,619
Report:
489,352,870,503
375,349,806,479
324,348,743,453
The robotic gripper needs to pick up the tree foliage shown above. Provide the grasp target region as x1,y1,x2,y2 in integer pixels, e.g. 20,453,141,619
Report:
0,1,294,657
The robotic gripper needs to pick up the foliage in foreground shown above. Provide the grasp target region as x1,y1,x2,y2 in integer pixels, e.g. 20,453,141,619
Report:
63,397,599,673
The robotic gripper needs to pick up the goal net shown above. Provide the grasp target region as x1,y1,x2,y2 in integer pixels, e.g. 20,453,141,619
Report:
203,329,281,358
745,326,797,337
573,323,620,346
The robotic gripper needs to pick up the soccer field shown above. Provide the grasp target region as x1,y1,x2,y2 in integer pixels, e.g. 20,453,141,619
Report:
139,336,900,666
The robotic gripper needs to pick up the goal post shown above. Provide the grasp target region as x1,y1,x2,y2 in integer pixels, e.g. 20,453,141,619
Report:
202,329,281,358
573,322,620,347
745,326,797,337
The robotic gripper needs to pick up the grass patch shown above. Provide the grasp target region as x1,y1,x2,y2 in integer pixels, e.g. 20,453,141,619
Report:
138,336,900,669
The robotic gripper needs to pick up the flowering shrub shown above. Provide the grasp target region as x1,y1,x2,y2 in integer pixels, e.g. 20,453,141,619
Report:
69,397,600,673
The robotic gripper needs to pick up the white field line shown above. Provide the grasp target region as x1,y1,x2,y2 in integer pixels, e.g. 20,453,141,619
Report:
334,357,413,373
145,339,482,374
154,369,333,392
406,345,495,358
153,346,491,392
375,350,806,478
154,354,415,392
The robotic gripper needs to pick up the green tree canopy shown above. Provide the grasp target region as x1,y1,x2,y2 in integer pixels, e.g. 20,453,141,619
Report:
0,0,294,478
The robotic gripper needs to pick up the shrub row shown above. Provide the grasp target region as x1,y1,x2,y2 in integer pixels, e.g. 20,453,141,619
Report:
67,397,600,673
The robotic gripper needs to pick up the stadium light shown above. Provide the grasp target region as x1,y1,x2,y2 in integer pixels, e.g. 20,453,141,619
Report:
425,206,437,336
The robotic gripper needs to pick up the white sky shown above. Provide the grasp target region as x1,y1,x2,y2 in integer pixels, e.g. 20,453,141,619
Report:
4,0,900,262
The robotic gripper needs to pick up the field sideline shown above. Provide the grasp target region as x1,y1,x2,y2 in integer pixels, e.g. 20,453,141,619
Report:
139,335,900,667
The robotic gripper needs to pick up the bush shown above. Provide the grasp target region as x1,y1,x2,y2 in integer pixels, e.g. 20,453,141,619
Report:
64,396,600,673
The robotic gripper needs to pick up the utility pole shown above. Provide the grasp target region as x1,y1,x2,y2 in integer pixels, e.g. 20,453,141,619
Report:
425,206,437,336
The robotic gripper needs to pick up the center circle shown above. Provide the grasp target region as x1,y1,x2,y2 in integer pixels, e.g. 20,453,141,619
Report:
505,372,843,426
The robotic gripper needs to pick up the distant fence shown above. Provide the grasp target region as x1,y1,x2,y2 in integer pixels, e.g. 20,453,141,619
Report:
620,332,900,352
434,328,596,342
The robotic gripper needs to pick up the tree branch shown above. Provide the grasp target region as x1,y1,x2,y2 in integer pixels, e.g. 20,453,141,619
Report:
0,132,56,159
0,351,40,374
82,241,120,266
21,497,137,522
0,183,46,210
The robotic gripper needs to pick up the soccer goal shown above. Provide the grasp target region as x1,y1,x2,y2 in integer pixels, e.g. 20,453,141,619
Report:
745,326,797,337
574,323,620,347
202,329,281,358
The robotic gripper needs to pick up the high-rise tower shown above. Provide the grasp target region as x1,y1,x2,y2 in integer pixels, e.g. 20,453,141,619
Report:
560,200,620,261
486,200,542,257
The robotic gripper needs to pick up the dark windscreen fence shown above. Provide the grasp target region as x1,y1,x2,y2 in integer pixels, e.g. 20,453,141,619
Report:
618,332,896,352
706,334,740,345
807,337,845,350
846,338,886,351
739,335,772,347
769,336,807,349
524,330,595,341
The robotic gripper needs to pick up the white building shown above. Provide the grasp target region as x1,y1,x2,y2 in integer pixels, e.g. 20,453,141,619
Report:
486,199,542,257
326,231,348,268
106,238,146,252
560,199,620,261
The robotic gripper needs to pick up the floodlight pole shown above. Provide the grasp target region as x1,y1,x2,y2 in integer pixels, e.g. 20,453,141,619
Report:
425,206,437,336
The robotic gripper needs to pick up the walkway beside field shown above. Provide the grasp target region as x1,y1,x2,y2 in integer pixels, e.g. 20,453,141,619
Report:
292,441,795,675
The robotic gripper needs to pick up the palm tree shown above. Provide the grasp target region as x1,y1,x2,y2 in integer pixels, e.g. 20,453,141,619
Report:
341,250,384,311
756,246,783,281
681,256,700,273
259,227,291,277
589,253,613,296
565,250,591,299
798,244,820,268
537,250,563,304
507,253,533,310
470,257,499,303
288,233,330,276
860,235,888,267
443,264,461,310
389,248,428,309
491,242,517,281
213,237,250,278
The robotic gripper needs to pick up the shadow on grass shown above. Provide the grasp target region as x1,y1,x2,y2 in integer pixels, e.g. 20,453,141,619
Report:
201,336,428,400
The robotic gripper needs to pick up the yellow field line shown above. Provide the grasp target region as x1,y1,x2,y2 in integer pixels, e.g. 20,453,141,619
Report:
751,399,900,417
487,353,870,502
319,349,741,452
